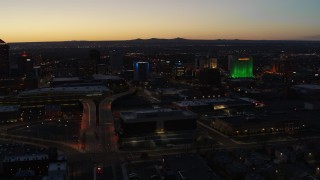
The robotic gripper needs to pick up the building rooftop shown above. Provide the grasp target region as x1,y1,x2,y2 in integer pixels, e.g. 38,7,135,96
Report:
217,113,302,127
173,100,208,107
52,77,80,82
173,97,251,108
3,154,49,162
0,39,6,44
52,74,122,83
0,105,20,113
92,74,122,80
120,108,198,123
19,86,109,96
156,88,179,95
292,84,320,90
15,170,35,178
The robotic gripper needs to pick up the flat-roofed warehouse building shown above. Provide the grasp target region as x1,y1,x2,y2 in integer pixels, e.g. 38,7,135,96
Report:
6,85,110,107
290,84,320,99
172,97,257,113
213,114,305,136
119,109,198,136
0,105,21,123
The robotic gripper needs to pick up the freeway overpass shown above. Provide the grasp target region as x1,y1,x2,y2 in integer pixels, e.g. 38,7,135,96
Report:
79,88,136,153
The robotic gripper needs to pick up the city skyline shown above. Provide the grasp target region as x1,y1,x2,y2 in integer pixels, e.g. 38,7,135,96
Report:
1,0,320,42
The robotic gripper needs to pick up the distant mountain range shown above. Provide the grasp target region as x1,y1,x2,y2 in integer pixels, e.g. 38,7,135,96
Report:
303,34,320,41
8,37,320,50
128,37,244,42
129,37,320,42
8,37,320,44
130,37,189,42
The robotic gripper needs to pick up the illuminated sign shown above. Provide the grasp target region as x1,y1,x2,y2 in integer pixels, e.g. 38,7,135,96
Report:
238,58,250,61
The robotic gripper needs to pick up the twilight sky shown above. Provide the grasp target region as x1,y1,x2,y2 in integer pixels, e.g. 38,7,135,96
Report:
1,0,320,42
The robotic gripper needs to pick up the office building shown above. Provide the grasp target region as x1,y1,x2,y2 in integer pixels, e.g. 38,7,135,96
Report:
18,52,34,77
213,115,305,136
0,105,21,123
205,58,218,69
173,97,254,113
174,61,185,78
3,154,49,177
195,55,206,69
290,84,320,99
89,49,101,74
195,55,218,69
0,39,10,76
109,50,123,73
228,56,253,78
134,62,150,82
119,108,198,136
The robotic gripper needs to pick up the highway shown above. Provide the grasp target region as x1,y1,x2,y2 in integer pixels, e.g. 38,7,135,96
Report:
0,89,136,179
81,99,106,153
98,88,137,152
78,89,136,153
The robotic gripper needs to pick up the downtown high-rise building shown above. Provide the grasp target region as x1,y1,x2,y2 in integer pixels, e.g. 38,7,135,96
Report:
228,55,253,78
134,62,150,82
109,50,123,73
18,51,34,77
0,39,10,76
174,61,185,78
89,49,101,74
195,55,218,70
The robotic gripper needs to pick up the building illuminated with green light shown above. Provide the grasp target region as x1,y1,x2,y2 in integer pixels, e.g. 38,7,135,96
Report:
228,56,253,78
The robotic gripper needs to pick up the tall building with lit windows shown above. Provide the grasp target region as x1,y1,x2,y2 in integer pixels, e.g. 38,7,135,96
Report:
0,39,10,76
228,55,253,78
18,52,34,76
174,61,185,78
195,55,217,70
134,62,150,81
205,58,218,69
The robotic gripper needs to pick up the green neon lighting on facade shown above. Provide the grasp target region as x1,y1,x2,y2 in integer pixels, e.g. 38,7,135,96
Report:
230,58,253,78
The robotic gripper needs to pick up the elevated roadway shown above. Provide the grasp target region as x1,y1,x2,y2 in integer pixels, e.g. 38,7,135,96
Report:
79,88,136,153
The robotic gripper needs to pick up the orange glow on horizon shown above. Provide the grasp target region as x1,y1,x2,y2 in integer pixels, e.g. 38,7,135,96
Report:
1,0,320,42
